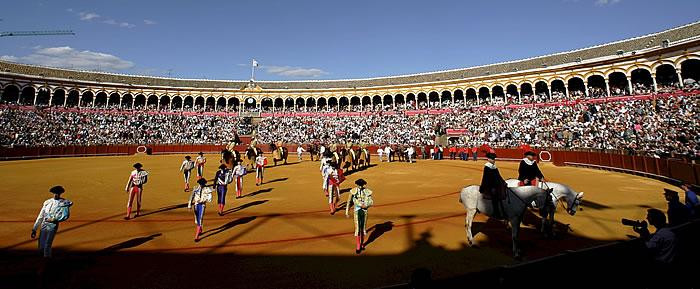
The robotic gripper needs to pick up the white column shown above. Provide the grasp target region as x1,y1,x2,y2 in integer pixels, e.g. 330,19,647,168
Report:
626,77,633,95
605,79,611,97
517,88,521,104
564,84,569,99
676,69,683,87
651,74,658,93
584,81,589,98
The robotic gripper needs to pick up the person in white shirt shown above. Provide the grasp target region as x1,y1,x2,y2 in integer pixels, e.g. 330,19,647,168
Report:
195,152,207,180
125,163,148,220
255,153,267,186
232,160,247,198
188,178,213,241
31,186,73,258
179,156,195,192
384,145,392,162
405,146,415,163
297,145,306,161
377,145,384,162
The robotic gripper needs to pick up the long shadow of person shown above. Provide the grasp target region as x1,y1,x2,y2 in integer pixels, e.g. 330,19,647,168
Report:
363,221,394,248
244,188,273,198
198,216,257,241
100,233,163,254
222,200,269,215
136,204,188,218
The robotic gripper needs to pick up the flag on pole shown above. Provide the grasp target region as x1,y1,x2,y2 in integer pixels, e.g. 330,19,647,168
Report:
252,59,259,67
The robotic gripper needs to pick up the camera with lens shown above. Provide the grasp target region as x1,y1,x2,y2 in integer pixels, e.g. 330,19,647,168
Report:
621,218,647,228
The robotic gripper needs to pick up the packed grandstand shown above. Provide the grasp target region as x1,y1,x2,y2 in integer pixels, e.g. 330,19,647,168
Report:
0,22,699,161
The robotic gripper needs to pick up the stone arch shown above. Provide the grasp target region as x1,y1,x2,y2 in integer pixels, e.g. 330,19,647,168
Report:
35,87,51,106
567,77,586,98
477,87,490,103
228,97,240,111
608,71,629,96
630,68,654,93
284,97,295,109
193,96,205,110
339,96,349,110
204,96,215,111
160,95,171,110
372,95,382,107
93,91,108,107
406,93,416,108
680,58,700,85
80,90,94,107
505,84,518,103
108,92,121,107
395,94,405,106
440,90,452,104
328,97,338,110
261,97,273,111
0,84,20,103
317,97,327,110
361,96,371,107
674,54,700,68
51,88,66,106
428,91,439,107
306,97,316,110
171,95,183,110
120,93,133,109
382,94,392,107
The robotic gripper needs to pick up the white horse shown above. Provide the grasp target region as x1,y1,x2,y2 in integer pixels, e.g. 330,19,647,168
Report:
459,185,552,258
505,179,584,236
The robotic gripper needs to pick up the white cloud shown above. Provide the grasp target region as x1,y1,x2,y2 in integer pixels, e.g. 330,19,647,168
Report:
103,19,135,28
0,46,134,71
595,0,621,6
78,12,100,21
69,9,135,28
263,65,328,78
143,19,157,25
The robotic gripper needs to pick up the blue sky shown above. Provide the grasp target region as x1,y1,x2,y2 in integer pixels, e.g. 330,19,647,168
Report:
1,0,699,81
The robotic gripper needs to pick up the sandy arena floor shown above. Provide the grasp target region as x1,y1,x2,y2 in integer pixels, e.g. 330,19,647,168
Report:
0,154,674,288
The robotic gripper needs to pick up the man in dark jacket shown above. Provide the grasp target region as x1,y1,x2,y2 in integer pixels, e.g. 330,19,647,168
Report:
518,151,544,186
480,153,507,219
663,189,690,226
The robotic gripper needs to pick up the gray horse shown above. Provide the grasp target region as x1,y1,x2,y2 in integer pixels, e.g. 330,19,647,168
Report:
505,179,584,237
459,185,552,258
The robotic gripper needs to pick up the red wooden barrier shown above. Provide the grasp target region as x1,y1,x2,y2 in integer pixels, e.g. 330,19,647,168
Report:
643,157,658,175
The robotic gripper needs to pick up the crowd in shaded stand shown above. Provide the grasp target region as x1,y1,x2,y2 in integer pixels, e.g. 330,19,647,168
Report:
3,94,696,161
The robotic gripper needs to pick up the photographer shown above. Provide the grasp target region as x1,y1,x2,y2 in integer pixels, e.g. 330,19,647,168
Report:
631,209,678,271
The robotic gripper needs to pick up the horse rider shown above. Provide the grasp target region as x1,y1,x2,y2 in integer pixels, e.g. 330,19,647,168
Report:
518,151,545,186
480,152,507,219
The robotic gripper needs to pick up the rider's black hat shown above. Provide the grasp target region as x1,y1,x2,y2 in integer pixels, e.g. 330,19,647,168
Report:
355,179,367,187
485,153,497,160
663,188,679,196
133,163,143,169
524,151,536,157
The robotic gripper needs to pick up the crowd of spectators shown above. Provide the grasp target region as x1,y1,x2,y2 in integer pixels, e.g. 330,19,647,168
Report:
0,109,252,146
1,95,697,160
255,96,698,159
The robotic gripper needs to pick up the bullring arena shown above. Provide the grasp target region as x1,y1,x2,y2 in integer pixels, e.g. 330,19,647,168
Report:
0,151,683,288
1,9,700,289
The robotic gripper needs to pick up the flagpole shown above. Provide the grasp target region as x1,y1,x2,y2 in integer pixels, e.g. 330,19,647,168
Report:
251,58,255,81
